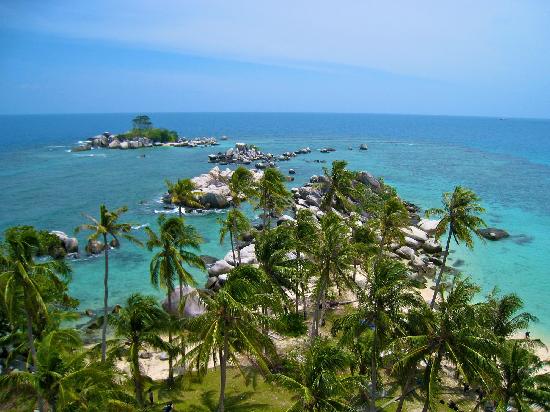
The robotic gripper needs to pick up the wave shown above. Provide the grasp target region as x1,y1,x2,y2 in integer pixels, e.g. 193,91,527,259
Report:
75,153,107,158
131,224,149,230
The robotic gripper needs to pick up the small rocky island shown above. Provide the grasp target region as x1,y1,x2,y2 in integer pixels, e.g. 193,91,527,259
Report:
207,143,311,168
71,115,222,152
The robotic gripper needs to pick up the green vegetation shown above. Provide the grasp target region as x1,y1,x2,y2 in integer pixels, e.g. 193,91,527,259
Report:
118,115,179,143
1,160,548,412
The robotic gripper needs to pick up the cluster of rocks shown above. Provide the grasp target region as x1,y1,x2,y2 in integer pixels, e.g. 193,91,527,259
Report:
49,231,79,258
287,172,446,283
319,147,336,153
163,137,219,148
84,237,121,255
71,132,220,152
208,143,311,169
162,166,263,210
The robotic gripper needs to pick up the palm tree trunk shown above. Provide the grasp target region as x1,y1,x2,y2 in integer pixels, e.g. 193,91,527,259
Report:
24,299,44,412
167,290,174,385
101,233,109,362
301,281,307,320
229,231,237,266
395,369,414,412
131,342,144,406
370,316,378,412
231,214,241,265
311,273,326,339
178,205,182,218
295,280,299,314
430,229,452,309
219,319,228,412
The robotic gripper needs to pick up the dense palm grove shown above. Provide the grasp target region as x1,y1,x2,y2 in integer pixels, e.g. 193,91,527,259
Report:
1,161,549,411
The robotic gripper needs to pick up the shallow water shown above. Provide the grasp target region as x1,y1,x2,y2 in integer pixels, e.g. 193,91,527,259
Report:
1,113,549,339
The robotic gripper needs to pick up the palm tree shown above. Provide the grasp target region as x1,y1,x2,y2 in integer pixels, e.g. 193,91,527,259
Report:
490,339,550,411
0,227,71,412
319,160,358,213
394,277,500,412
145,214,204,383
477,287,538,340
256,167,292,230
369,195,409,261
228,165,257,208
272,338,352,411
336,259,421,411
110,293,168,406
166,178,202,216
76,204,141,362
0,329,133,412
218,209,251,266
185,265,278,412
426,186,486,308
310,211,354,339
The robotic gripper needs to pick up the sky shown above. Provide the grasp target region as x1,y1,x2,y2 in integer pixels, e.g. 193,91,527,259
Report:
1,0,549,117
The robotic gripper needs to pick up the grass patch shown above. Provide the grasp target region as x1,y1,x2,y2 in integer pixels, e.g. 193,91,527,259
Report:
148,367,293,411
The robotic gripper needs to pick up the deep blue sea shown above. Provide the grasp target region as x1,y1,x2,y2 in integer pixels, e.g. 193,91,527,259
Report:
1,113,549,339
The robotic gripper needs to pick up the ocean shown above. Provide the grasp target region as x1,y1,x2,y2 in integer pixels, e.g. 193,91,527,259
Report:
1,113,549,339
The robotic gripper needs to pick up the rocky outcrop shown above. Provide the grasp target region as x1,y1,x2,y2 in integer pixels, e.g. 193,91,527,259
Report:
224,244,257,266
85,239,104,255
400,226,429,242
162,286,206,317
422,238,442,253
355,171,381,192
199,192,229,209
418,219,440,235
208,143,311,165
478,228,509,241
50,231,79,255
208,259,234,276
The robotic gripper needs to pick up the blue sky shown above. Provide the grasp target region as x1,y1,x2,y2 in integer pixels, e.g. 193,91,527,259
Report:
1,0,549,117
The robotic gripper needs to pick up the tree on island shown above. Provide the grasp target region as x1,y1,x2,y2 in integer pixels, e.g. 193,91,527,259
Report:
75,205,142,362
132,114,152,131
426,186,486,309
256,167,292,230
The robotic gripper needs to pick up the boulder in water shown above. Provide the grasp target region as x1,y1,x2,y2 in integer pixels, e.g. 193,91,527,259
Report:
359,144,368,150
208,260,234,276
478,228,509,241
85,239,104,255
199,192,228,209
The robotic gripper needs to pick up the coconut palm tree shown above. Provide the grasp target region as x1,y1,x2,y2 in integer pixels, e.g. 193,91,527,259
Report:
166,178,202,216
477,287,538,340
145,214,204,384
256,167,292,230
394,277,500,412
184,265,278,412
0,227,71,412
334,259,421,411
319,160,358,213
0,329,133,412
489,339,550,411
369,195,409,261
228,165,257,208
110,293,168,406
310,211,355,339
272,338,353,411
76,204,141,362
426,186,486,308
218,209,251,266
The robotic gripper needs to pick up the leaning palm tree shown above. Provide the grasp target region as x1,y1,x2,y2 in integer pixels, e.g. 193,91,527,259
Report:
489,339,550,411
76,204,141,362
218,208,251,266
184,265,278,412
319,160,358,213
110,293,168,406
0,227,71,412
256,167,292,230
166,178,202,216
310,211,355,339
426,186,486,308
272,338,353,411
394,277,500,412
477,287,538,340
145,214,203,383
0,329,133,412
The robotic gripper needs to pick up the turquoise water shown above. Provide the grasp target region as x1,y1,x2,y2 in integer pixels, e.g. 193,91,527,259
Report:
1,113,549,339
